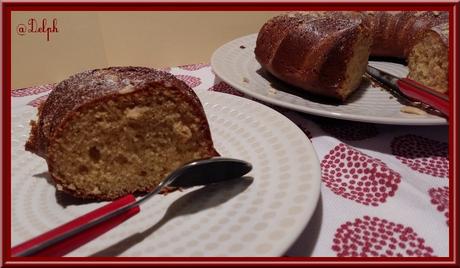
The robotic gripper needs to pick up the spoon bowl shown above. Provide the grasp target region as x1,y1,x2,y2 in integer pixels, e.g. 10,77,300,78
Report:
137,157,252,205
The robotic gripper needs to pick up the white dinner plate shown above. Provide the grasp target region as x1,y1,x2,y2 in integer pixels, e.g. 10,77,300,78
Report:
211,34,447,125
11,91,321,257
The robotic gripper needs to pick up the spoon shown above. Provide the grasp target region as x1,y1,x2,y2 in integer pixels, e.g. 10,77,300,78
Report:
12,157,252,257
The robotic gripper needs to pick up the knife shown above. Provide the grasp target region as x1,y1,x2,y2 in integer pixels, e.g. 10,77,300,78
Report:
366,65,449,117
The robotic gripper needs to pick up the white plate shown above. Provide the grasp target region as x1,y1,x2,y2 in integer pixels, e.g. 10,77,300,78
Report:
211,34,447,125
11,91,321,257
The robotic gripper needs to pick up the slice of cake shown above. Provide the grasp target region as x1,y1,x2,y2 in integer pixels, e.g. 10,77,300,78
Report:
25,67,219,200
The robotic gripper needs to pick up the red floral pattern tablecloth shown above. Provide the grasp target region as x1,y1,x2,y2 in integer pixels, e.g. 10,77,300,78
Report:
12,63,449,257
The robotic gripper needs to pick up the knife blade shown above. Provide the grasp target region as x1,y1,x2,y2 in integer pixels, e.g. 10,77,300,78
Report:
366,65,449,117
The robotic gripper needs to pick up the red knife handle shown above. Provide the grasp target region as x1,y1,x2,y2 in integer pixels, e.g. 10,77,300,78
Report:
397,78,449,117
11,194,140,257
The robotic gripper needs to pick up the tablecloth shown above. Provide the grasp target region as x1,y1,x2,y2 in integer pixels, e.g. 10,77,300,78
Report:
11,63,449,257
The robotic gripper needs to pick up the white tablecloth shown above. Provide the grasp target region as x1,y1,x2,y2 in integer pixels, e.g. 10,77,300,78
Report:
12,63,449,257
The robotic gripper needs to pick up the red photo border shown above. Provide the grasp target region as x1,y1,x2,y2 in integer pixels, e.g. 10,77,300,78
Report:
1,1,458,266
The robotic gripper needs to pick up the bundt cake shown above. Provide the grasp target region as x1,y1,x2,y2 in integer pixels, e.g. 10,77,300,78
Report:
25,67,219,200
255,11,449,100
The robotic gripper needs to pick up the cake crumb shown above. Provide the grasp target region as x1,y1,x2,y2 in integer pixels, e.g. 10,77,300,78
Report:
125,106,150,119
91,186,101,195
118,85,135,94
268,87,278,95
68,184,76,190
400,106,427,115
240,45,246,49
159,186,182,195
243,77,250,83
173,122,192,142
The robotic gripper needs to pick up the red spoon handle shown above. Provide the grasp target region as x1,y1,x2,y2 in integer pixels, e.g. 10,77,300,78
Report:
11,194,140,257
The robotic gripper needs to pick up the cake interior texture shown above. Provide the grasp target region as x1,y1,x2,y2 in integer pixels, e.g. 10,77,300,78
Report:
47,87,216,200
408,31,448,94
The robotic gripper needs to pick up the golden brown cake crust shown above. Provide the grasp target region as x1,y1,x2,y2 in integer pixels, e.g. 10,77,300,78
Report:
26,66,220,200
255,11,449,99
256,11,372,100
364,11,448,57
428,22,449,46
25,67,216,159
